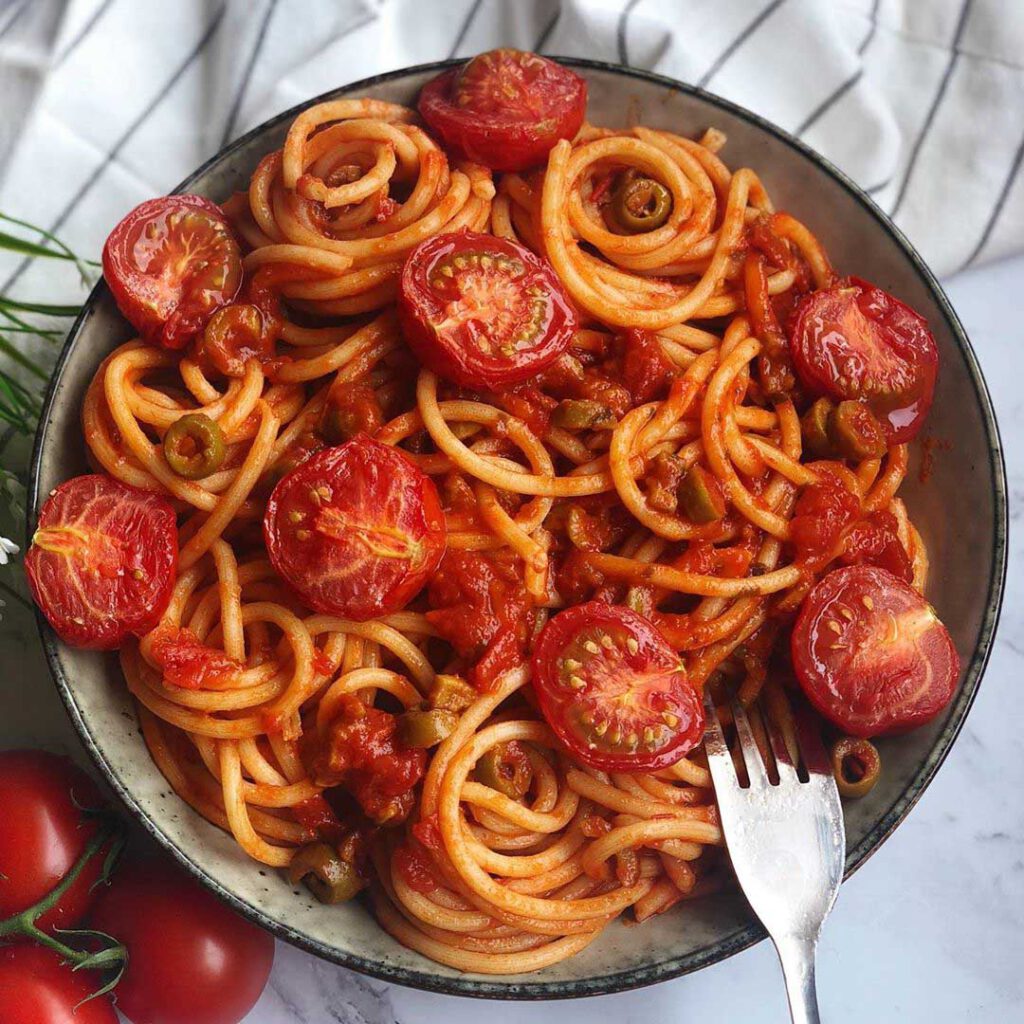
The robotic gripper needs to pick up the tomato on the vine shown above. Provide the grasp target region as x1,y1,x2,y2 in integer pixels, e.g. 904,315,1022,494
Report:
0,945,116,1024
0,750,107,934
88,857,274,1024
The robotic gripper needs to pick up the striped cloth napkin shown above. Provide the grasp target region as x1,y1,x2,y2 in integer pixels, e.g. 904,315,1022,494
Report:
0,0,1021,304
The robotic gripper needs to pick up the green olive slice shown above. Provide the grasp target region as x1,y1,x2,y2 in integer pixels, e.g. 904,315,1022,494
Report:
828,400,888,461
678,465,726,523
800,397,835,458
429,673,477,712
610,173,672,234
398,707,458,748
163,413,225,479
287,842,365,903
473,741,532,799
551,399,616,430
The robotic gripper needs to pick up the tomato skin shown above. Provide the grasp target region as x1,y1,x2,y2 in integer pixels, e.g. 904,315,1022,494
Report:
531,602,704,772
147,624,242,689
789,469,860,570
264,435,446,621
839,510,913,583
25,474,178,650
0,945,116,1024
790,277,938,444
0,751,106,934
102,195,242,350
792,565,960,738
399,230,578,390
418,51,586,172
88,857,274,1024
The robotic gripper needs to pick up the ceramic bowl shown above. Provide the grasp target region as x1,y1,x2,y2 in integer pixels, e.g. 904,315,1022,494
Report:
28,59,1007,999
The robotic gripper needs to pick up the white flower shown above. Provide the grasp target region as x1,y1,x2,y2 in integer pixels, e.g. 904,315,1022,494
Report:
0,536,18,565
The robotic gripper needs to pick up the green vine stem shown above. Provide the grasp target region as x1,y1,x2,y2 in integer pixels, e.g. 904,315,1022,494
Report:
0,815,127,994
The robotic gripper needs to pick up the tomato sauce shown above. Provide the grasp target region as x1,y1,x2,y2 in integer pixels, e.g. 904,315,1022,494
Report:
394,842,440,894
148,626,241,690
788,470,860,570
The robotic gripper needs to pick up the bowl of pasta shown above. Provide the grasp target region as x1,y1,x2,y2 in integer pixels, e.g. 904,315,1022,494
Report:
28,53,1006,998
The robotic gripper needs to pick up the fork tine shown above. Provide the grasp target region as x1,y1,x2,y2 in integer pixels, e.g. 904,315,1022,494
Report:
793,704,832,776
731,700,769,787
764,711,799,783
702,690,738,791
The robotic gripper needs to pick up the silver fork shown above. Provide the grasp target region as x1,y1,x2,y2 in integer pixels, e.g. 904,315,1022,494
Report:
704,692,845,1024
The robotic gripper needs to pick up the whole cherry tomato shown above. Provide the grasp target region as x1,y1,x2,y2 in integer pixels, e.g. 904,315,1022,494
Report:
0,945,116,1024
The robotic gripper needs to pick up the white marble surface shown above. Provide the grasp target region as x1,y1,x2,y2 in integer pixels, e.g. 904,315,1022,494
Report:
1,256,1021,1023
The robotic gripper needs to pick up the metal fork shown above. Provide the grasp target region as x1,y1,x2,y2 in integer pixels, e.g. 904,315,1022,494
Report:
704,693,845,1024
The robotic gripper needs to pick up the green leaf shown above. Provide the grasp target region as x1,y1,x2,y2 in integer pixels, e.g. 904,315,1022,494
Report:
0,229,78,261
0,297,81,317
0,334,49,381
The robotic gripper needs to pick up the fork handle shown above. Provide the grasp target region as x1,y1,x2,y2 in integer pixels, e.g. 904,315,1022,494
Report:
774,935,821,1024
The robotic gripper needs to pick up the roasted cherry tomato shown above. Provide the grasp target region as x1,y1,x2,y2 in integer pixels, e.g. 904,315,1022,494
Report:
792,565,960,737
0,750,107,934
264,435,446,620
418,49,587,172
102,194,242,350
789,277,938,444
89,857,274,1024
0,945,116,1024
399,230,577,390
199,303,269,377
531,602,704,771
25,474,178,650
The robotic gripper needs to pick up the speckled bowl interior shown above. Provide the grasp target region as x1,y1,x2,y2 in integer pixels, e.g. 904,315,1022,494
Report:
29,60,1007,999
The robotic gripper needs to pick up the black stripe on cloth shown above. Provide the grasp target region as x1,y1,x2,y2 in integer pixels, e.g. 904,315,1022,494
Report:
617,0,643,67
958,127,1024,271
448,0,483,59
889,0,974,219
0,5,228,299
0,0,28,40
53,0,116,68
535,4,560,53
858,0,881,55
697,0,786,89
220,0,279,147
795,68,862,137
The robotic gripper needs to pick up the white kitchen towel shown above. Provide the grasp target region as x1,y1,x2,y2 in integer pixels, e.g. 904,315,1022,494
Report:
0,0,1022,305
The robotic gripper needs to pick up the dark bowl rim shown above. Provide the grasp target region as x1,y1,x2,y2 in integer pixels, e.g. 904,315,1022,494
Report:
27,56,1008,1001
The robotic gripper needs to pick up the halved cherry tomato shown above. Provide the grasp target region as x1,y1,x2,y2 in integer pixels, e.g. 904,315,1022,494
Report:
26,474,178,650
199,303,270,377
102,195,242,350
399,230,577,390
418,49,587,172
791,565,960,737
264,435,446,620
0,750,107,934
789,277,938,443
531,602,704,771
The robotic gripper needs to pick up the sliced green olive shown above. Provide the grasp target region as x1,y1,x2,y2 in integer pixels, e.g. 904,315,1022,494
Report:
830,737,881,799
429,673,477,712
828,400,887,461
678,464,726,523
398,706,458,748
610,173,672,234
474,742,532,799
800,397,835,458
551,399,616,430
163,413,225,479
287,842,365,903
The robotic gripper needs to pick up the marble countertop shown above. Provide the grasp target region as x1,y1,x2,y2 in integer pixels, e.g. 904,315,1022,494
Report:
1,257,1020,1024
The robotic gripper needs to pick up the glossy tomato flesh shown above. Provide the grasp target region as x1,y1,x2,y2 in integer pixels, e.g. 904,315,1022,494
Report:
0,750,106,934
418,49,587,172
790,277,938,444
25,474,178,650
0,945,116,1024
792,565,960,737
264,434,446,621
102,194,242,350
399,230,577,390
531,602,704,771
89,857,274,1024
